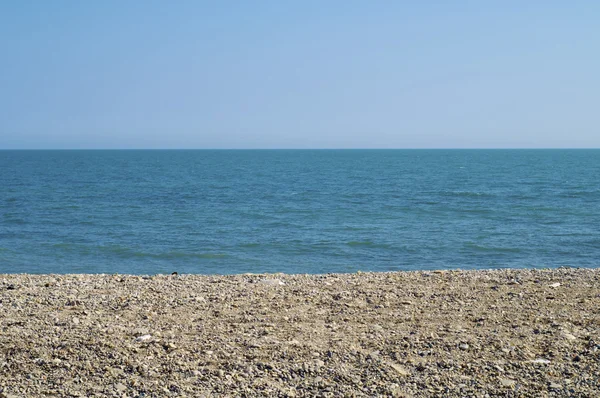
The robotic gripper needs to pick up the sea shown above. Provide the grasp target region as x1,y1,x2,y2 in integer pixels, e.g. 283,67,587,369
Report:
1,149,599,275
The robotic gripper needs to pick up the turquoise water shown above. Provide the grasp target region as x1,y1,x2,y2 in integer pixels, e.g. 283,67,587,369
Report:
1,149,599,274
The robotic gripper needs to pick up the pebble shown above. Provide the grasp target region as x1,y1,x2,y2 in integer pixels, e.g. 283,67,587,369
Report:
164,342,177,351
500,378,516,388
531,358,551,364
459,343,469,351
258,279,285,286
135,334,152,342
390,363,410,376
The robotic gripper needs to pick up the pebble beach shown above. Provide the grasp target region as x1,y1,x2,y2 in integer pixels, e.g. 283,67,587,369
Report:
1,268,599,397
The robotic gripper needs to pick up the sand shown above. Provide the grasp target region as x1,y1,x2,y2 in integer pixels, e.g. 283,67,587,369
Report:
1,267,599,397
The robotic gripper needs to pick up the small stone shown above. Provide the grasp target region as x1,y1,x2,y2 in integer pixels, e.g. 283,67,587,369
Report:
500,378,516,388
258,279,285,286
72,317,80,325
562,332,576,341
459,343,469,351
135,334,152,342
531,358,551,364
164,342,177,351
368,351,380,359
390,363,410,376
549,382,561,390
549,282,561,288
115,383,127,393
132,328,149,336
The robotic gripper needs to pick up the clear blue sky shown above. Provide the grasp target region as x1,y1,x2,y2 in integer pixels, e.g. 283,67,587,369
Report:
1,1,599,149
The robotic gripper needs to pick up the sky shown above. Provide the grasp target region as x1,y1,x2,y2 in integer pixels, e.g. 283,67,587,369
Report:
1,1,599,149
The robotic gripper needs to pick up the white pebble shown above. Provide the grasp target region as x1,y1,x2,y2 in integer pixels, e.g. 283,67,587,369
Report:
135,334,152,342
531,358,551,364
258,279,285,286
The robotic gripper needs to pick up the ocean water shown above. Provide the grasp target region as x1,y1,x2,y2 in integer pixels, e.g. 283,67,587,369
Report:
0,149,599,274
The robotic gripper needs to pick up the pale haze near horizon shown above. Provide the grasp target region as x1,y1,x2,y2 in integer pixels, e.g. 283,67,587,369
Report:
1,2,599,149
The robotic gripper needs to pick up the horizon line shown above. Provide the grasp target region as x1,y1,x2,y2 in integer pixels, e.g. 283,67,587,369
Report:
1,147,599,151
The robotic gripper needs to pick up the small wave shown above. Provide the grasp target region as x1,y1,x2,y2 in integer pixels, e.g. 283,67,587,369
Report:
347,240,374,247
240,243,261,248
51,243,229,260
464,243,522,253
413,201,440,205
239,211,277,221
346,241,394,249
3,218,27,225
52,243,77,249
48,205,81,210
263,221,306,229
582,238,600,247
457,208,494,215
513,205,559,211
441,190,495,198
110,248,229,260
558,190,600,198
508,194,540,200
341,225,366,231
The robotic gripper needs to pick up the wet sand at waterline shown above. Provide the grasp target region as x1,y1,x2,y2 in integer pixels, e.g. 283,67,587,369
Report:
1,268,599,397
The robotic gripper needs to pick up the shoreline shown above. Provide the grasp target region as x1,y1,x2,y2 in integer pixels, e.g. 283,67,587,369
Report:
1,268,599,396
3,264,597,276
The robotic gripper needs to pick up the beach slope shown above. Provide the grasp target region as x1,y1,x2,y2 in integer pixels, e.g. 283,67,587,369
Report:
1,268,599,397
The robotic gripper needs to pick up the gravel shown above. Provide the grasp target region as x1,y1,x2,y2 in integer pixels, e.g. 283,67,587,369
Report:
1,267,599,397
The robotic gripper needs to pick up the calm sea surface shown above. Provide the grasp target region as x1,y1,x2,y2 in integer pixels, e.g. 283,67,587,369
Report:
1,150,599,274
